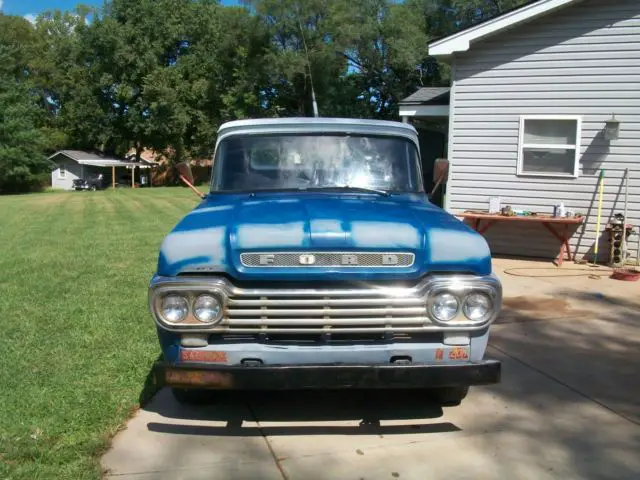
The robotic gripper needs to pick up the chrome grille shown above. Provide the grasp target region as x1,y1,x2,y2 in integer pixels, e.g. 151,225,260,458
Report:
217,287,433,334
150,275,502,334
240,252,415,268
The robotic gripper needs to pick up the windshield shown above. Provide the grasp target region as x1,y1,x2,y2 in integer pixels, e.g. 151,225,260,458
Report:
211,134,423,193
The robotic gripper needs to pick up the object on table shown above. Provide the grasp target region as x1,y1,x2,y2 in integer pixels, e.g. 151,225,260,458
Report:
501,206,514,216
553,203,566,218
489,197,501,214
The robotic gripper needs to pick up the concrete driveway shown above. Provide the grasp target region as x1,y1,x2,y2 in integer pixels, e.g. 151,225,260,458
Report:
103,259,640,479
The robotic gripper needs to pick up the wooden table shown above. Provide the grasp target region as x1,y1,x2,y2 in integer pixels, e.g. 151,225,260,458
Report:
458,212,585,266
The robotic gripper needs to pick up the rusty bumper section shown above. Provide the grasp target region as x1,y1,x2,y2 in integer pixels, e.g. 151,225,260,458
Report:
154,360,501,390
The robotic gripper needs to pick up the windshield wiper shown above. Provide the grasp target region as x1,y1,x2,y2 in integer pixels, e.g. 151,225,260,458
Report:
303,186,390,197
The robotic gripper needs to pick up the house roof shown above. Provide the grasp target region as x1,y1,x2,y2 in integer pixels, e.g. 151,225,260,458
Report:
399,87,450,106
429,0,583,56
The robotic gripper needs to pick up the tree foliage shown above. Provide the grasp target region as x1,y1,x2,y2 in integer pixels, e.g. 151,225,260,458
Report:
0,15,54,193
0,0,528,192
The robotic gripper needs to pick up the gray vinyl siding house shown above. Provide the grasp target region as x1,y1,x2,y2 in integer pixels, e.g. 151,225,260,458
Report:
431,0,640,262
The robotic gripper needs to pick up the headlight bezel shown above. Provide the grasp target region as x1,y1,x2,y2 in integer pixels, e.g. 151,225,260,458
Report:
426,281,499,327
151,284,227,330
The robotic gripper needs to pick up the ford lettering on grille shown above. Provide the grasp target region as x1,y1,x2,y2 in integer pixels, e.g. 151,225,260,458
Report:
241,252,415,268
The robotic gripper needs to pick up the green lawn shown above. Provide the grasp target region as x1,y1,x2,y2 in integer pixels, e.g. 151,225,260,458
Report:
0,188,199,479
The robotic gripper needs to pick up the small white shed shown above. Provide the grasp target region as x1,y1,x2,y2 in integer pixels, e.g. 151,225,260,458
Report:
49,150,154,190
431,0,640,263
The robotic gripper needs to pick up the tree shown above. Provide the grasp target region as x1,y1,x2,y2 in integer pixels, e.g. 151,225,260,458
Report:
0,74,52,193
251,0,349,117
328,0,431,118
0,15,53,193
0,0,532,193
31,7,96,150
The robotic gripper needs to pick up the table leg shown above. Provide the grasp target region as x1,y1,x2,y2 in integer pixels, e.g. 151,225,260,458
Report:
563,224,573,261
557,239,565,267
478,220,497,235
542,223,573,266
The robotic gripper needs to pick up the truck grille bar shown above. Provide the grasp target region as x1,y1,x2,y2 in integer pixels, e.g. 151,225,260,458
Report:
220,287,432,334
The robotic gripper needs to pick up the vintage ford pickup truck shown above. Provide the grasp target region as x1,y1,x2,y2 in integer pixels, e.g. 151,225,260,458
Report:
150,118,501,405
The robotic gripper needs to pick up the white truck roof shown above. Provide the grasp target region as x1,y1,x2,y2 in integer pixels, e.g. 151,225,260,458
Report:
216,117,419,149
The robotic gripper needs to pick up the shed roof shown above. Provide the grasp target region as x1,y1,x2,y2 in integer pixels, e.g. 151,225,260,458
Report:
429,0,582,56
400,87,450,106
49,150,155,168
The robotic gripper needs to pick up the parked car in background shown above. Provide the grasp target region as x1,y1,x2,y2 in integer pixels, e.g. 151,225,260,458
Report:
73,174,107,191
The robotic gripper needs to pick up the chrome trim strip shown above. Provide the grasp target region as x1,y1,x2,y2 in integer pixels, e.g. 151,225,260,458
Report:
228,297,425,307
239,251,415,268
226,307,426,317
149,274,502,334
225,317,430,325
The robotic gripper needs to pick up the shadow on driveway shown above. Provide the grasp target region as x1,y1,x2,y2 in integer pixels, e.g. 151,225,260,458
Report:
144,388,455,437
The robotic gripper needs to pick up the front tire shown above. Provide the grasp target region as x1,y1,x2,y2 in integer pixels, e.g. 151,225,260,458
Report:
429,386,469,406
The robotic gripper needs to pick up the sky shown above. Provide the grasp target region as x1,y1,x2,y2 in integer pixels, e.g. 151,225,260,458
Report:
1,0,240,20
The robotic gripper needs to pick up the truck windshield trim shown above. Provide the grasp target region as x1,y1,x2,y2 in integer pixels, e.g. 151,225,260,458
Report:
210,133,424,194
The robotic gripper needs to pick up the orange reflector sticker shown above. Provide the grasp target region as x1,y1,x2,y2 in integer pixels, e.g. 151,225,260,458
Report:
448,347,469,360
165,369,233,388
180,350,228,363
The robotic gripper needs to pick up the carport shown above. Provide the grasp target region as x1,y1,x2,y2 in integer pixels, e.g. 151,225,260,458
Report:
77,158,155,188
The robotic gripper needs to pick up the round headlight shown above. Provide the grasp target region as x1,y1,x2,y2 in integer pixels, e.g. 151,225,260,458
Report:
463,293,492,321
161,295,189,323
430,292,459,322
193,294,222,323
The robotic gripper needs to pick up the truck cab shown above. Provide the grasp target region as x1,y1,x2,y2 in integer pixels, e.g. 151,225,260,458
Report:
150,118,501,406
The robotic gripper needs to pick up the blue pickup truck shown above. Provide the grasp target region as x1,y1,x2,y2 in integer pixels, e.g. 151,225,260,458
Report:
150,118,501,406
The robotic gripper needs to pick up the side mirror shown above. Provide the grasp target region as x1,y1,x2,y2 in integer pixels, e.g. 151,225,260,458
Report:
175,162,205,198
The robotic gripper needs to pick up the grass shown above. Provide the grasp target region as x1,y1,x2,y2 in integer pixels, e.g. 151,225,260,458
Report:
0,187,199,479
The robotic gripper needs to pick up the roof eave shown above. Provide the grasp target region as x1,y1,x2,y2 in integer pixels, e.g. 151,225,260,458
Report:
428,0,581,57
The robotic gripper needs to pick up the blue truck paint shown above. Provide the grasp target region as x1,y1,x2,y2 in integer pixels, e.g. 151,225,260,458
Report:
150,118,501,397
158,192,491,279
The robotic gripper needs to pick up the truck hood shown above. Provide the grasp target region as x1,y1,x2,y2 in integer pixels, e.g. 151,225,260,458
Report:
157,192,491,279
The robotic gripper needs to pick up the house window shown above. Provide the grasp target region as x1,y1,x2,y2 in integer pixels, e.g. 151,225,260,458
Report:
59,165,66,179
518,116,581,177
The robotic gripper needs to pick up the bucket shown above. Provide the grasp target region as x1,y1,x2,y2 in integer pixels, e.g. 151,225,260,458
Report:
611,268,640,281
